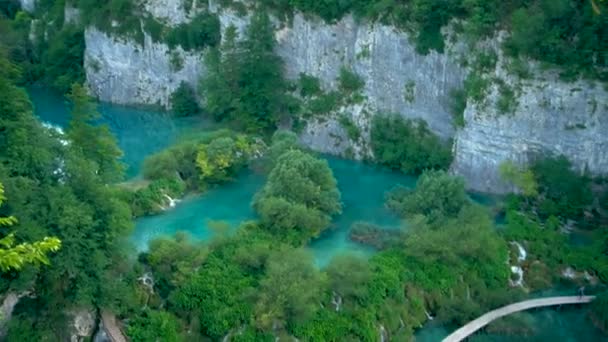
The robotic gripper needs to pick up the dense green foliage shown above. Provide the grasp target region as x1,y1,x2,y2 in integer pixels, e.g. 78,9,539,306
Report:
127,310,183,342
121,178,186,217
499,160,538,197
1,2,607,340
531,156,593,220
253,150,342,244
371,115,452,175
0,182,61,272
133,130,261,215
386,170,468,224
0,3,85,93
170,82,200,117
201,15,295,132
499,155,608,288
0,53,138,339
165,13,221,51
142,129,259,189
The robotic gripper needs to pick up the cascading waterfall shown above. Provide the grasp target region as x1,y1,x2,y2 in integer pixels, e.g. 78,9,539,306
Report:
163,194,180,209
509,241,527,287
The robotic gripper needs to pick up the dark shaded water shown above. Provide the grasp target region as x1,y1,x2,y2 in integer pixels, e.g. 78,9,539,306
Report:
29,87,606,341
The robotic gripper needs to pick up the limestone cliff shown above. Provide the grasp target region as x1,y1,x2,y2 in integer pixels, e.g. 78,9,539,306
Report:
82,0,608,192
85,28,204,108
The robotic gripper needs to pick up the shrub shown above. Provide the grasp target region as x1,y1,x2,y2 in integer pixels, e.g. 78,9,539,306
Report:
338,66,364,94
370,115,452,175
298,73,322,97
166,13,221,51
253,150,342,244
531,156,593,219
496,83,517,114
386,170,468,223
170,82,200,117
306,91,341,116
338,115,361,142
449,88,467,127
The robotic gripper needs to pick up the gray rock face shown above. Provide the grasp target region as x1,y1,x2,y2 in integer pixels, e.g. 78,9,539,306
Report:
453,49,608,192
19,0,36,12
277,15,464,141
84,28,204,108
69,309,96,342
83,1,608,192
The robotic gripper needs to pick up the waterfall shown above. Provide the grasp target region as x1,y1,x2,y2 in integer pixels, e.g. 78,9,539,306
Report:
42,122,69,146
508,241,526,287
379,325,387,342
425,310,434,320
510,266,524,287
331,292,342,312
511,241,527,262
163,194,180,209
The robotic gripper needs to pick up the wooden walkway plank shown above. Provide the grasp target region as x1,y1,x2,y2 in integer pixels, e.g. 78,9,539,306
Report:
442,296,596,342
101,311,127,342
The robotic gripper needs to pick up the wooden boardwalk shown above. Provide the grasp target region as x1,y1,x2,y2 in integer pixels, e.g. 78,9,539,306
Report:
101,311,127,342
442,296,596,342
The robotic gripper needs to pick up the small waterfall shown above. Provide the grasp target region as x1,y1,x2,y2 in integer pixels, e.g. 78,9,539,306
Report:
562,267,576,279
508,241,527,287
137,272,154,293
331,292,342,312
379,325,387,342
510,266,524,287
163,194,180,209
511,241,527,262
42,122,69,146
425,310,434,320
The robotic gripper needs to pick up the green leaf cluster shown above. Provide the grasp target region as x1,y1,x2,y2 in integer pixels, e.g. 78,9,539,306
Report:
253,150,342,244
371,115,452,175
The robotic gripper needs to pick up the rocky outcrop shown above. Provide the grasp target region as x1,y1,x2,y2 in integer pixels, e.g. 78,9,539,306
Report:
453,46,608,192
69,309,96,342
19,0,36,12
83,1,608,192
0,291,31,337
84,28,204,108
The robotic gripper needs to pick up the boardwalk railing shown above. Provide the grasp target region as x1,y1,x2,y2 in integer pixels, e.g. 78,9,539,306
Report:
442,296,596,342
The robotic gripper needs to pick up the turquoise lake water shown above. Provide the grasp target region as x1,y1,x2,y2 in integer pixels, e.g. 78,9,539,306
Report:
29,87,606,341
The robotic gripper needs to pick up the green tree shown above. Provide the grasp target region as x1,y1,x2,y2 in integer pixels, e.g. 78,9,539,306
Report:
0,49,135,338
532,156,592,219
143,233,207,296
386,170,468,223
253,150,342,244
171,255,253,339
254,249,326,330
67,83,125,183
403,205,509,288
499,160,538,197
200,13,294,131
264,130,301,171
0,182,61,272
370,115,452,175
201,25,240,122
170,82,200,117
326,254,372,305
127,310,183,342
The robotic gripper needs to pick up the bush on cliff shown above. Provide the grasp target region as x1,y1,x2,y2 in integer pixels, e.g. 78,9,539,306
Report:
371,115,452,175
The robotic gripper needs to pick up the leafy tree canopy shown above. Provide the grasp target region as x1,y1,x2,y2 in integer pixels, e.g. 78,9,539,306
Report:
253,150,342,244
